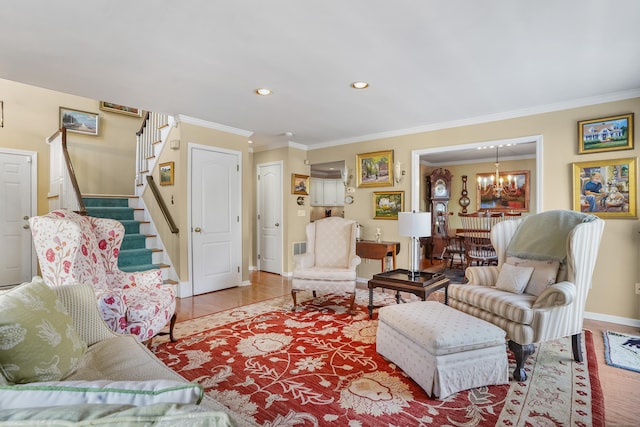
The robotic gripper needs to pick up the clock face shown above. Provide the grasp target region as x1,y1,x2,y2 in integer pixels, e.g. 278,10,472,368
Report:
459,196,470,207
344,195,354,204
434,179,448,198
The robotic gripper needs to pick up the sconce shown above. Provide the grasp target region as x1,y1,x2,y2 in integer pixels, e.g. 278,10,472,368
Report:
341,167,352,187
394,161,405,183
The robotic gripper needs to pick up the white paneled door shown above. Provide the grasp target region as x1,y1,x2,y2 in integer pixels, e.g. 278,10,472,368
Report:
0,150,36,286
257,162,282,274
190,145,241,295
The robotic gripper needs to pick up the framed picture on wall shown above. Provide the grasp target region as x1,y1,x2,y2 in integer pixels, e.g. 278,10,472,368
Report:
578,113,634,154
356,150,394,187
99,101,142,117
572,157,636,218
476,170,530,212
59,107,99,136
373,191,404,219
291,174,309,195
159,161,175,186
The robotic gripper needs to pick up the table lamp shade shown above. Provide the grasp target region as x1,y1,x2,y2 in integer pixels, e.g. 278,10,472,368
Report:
398,212,432,238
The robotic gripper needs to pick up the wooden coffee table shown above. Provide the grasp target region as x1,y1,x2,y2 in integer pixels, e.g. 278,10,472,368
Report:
367,269,450,319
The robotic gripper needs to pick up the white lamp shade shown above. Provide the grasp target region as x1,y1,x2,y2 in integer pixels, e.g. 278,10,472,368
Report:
398,211,431,237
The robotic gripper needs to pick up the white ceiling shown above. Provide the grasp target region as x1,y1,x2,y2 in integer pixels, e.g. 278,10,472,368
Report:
2,1,639,158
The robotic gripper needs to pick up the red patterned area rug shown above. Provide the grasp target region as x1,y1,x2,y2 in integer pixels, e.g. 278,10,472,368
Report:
152,291,604,427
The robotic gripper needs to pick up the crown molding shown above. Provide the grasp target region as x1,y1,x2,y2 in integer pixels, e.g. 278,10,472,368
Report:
177,115,252,137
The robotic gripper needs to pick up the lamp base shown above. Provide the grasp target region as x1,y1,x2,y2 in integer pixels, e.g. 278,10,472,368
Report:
406,269,422,279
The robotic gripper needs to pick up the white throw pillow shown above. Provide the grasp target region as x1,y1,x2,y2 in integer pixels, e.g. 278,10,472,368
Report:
495,263,534,294
506,256,560,296
0,380,204,409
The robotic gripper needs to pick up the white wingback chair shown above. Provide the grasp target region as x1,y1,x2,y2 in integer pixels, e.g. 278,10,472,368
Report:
448,210,604,381
292,217,361,313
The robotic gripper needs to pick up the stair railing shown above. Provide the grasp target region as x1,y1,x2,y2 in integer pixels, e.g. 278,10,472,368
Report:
135,111,169,187
47,128,87,215
146,175,179,234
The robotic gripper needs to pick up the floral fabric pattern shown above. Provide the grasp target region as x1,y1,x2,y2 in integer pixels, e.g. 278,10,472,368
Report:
29,210,175,341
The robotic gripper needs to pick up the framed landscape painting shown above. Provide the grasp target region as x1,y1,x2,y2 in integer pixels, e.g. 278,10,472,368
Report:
356,150,394,188
578,113,634,154
476,170,530,212
100,101,142,117
373,191,404,220
159,161,174,186
59,107,99,135
572,157,636,219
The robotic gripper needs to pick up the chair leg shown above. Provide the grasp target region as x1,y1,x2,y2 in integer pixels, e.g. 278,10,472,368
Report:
169,312,177,342
347,292,356,315
291,290,298,312
571,333,583,362
508,340,535,381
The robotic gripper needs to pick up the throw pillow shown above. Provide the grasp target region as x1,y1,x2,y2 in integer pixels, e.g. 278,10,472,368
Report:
0,277,87,384
506,256,560,296
495,263,534,294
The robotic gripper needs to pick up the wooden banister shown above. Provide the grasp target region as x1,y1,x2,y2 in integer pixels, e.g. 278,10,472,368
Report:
146,175,179,234
48,128,87,215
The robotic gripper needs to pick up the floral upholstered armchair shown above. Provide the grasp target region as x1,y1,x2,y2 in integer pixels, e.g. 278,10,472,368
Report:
29,210,176,343
291,217,361,313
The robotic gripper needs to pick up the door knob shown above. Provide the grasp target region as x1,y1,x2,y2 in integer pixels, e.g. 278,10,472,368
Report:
194,227,202,232
275,223,280,227
23,216,30,220
23,224,30,229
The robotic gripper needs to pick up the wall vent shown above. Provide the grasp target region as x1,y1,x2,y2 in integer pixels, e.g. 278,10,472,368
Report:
292,241,307,255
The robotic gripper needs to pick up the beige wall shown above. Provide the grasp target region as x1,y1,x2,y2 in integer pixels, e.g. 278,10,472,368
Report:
0,78,143,213
305,98,640,321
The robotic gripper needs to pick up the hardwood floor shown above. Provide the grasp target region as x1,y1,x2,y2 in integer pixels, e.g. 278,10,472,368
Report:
175,270,639,427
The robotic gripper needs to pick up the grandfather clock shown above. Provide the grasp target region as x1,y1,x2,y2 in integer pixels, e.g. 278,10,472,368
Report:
428,168,452,262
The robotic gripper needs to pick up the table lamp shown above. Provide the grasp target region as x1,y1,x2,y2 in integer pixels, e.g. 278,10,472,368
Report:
398,211,431,278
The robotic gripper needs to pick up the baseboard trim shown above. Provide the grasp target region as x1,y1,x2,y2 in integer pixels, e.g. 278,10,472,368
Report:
584,311,640,328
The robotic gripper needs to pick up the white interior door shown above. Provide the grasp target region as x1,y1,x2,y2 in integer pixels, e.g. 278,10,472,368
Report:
257,162,282,274
0,150,36,286
190,145,241,295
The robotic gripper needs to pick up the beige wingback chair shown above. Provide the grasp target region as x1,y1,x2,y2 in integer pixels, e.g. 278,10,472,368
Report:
448,210,604,381
292,217,361,313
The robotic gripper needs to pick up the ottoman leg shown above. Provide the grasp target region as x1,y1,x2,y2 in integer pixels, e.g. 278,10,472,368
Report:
509,340,535,381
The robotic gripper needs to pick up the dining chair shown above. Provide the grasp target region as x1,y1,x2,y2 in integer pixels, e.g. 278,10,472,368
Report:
458,212,504,269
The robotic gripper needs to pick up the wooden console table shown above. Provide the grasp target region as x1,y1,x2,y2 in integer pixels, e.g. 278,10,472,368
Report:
356,240,400,272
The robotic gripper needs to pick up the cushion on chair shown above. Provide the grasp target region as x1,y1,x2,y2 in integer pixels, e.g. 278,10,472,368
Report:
448,284,537,324
506,256,560,296
0,278,87,384
314,219,352,268
495,263,534,294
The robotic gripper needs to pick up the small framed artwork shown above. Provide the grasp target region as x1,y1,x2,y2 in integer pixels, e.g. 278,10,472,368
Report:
0,101,3,127
476,170,530,212
373,191,404,220
159,161,175,186
99,101,142,117
291,174,309,195
578,113,634,154
356,150,394,188
59,107,99,135
572,157,636,218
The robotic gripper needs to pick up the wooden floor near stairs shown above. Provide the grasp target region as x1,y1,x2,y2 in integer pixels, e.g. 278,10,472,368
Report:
174,268,639,427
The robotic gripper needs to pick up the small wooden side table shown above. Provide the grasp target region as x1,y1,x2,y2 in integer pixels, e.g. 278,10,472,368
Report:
356,240,400,272
367,269,450,319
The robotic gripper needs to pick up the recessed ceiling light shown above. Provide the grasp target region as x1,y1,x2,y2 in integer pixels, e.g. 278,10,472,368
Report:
255,88,272,96
351,81,369,89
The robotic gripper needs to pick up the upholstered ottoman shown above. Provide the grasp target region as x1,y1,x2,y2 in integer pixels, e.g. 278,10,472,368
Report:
376,301,508,399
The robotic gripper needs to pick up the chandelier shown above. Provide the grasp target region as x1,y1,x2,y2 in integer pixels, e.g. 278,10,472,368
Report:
477,146,513,198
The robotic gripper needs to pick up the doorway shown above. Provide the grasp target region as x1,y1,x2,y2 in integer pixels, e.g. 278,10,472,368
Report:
189,144,242,295
0,149,37,286
257,161,283,274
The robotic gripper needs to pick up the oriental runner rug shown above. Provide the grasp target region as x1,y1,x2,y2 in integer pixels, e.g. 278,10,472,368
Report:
152,291,604,427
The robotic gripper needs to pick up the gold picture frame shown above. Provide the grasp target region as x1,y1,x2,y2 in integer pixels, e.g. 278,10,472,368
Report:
159,161,175,186
291,174,309,195
99,101,142,117
373,191,404,220
578,113,634,154
356,150,394,187
572,157,636,218
476,170,530,212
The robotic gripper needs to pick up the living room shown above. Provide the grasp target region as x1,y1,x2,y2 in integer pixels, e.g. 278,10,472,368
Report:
1,2,640,424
